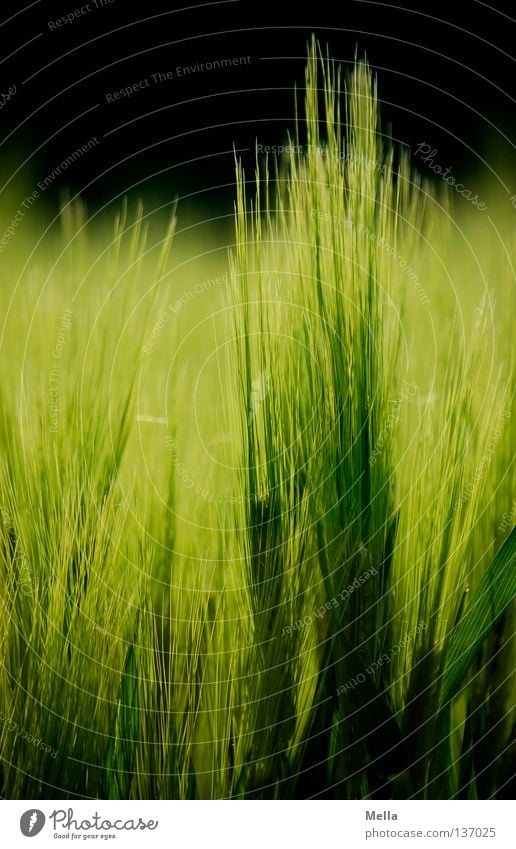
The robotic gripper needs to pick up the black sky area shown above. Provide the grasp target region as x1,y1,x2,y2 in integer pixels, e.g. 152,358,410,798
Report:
0,0,514,216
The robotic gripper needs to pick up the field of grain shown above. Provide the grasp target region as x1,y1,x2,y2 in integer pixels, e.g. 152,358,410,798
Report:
0,42,514,799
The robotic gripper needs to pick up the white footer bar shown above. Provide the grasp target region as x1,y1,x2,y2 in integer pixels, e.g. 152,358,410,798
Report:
1,800,511,848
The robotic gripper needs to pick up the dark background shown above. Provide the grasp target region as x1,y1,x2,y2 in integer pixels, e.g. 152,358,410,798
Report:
0,0,514,217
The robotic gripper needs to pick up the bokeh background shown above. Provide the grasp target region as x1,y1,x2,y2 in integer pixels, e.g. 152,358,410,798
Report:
1,0,514,219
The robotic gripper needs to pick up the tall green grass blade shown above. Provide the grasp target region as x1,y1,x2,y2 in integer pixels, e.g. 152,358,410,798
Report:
104,634,140,799
440,528,516,707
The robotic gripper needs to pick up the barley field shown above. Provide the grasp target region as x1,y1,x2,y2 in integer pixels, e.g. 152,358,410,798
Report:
0,42,514,800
